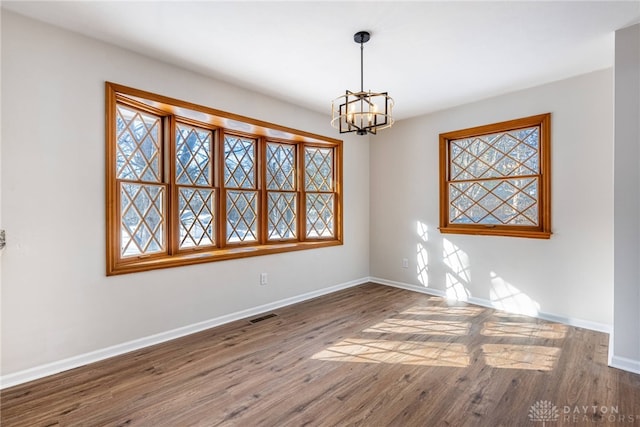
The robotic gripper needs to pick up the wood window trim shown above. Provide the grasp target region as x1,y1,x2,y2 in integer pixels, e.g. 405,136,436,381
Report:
106,82,343,276
439,113,552,239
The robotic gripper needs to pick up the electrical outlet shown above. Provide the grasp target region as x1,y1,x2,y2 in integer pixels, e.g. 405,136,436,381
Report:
260,272,268,286
402,258,409,269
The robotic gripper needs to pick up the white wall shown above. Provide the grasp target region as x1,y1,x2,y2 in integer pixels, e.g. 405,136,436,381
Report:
613,23,640,373
370,69,614,329
0,12,370,377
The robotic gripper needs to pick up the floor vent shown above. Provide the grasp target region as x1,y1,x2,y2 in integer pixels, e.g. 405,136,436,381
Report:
249,313,278,324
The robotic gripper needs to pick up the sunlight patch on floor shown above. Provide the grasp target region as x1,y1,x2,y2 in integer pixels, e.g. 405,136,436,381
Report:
312,339,470,367
364,318,471,336
400,305,485,317
311,291,562,372
481,321,567,339
482,344,561,371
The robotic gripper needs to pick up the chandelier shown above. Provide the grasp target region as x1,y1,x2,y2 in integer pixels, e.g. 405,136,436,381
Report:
331,31,394,135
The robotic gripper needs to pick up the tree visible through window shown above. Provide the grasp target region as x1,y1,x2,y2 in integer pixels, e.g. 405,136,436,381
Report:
116,104,166,257
106,83,343,275
439,114,551,239
176,123,215,249
266,142,297,240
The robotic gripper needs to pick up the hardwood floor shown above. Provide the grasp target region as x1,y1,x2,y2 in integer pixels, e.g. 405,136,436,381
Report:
2,283,639,426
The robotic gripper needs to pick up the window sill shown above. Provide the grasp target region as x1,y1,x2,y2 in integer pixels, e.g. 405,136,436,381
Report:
107,239,343,276
439,226,552,239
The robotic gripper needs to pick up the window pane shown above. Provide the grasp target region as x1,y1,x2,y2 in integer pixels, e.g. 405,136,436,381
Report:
450,126,540,181
447,123,542,229
306,193,334,238
226,190,258,243
176,124,212,186
224,135,255,188
120,182,165,256
305,147,333,191
268,192,297,240
116,105,161,183
449,178,538,226
179,187,214,249
267,143,295,190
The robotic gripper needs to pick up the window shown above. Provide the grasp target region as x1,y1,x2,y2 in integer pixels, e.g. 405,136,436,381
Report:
106,82,342,275
439,113,551,239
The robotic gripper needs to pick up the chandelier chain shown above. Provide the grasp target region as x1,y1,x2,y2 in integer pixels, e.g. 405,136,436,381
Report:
360,40,364,92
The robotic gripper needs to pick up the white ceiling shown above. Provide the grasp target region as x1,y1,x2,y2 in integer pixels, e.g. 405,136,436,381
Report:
3,1,639,120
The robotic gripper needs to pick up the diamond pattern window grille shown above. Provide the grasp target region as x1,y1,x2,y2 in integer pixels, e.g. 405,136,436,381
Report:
108,85,343,274
305,147,333,191
306,194,334,238
176,124,212,186
450,127,539,181
449,178,538,225
268,192,297,240
179,188,215,249
227,190,258,243
224,135,256,189
116,105,161,183
120,182,165,257
267,143,296,190
448,126,541,227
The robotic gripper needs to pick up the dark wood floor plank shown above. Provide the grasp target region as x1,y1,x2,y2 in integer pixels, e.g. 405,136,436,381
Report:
2,283,639,426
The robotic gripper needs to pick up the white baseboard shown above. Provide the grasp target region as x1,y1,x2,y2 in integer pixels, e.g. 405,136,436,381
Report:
609,355,640,375
370,277,612,333
2,277,625,389
608,331,640,375
0,277,369,390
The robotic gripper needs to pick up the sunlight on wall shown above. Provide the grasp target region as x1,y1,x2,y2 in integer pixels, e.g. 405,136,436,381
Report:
442,238,471,302
416,221,430,286
312,338,470,367
416,221,429,242
489,272,540,316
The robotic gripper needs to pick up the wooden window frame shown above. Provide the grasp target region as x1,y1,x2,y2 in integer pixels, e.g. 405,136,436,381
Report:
106,82,343,275
439,113,551,239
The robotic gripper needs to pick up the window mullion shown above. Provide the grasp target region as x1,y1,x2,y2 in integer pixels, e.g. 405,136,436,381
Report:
217,130,227,249
213,129,221,249
258,137,267,244
167,115,178,255
298,142,306,242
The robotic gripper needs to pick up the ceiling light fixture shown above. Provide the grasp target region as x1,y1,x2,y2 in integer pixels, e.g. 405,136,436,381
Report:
331,31,394,136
